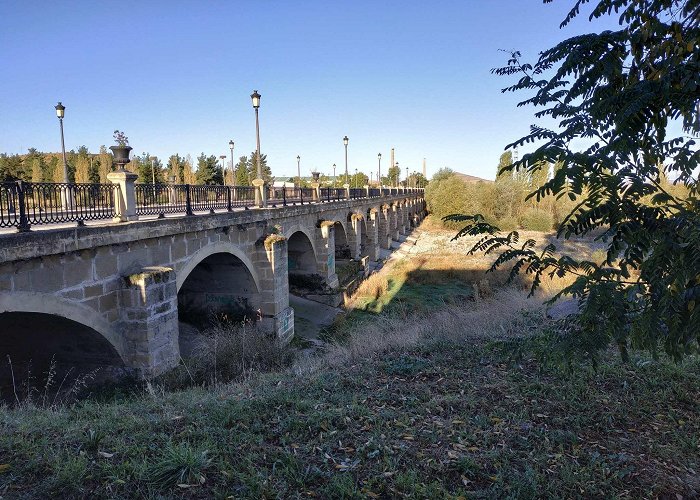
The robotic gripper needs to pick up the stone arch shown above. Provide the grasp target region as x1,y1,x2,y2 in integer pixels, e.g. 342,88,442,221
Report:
0,291,123,357
283,224,318,261
333,220,350,259
177,245,262,331
0,292,127,395
176,241,261,293
287,230,318,274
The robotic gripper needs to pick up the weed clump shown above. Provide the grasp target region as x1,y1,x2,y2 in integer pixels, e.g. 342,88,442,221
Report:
161,321,293,389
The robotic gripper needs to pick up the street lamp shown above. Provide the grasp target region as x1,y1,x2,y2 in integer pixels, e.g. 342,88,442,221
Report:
406,165,409,188
395,162,399,187
343,136,349,185
251,89,264,207
377,153,382,187
219,155,227,184
296,155,301,188
228,140,234,186
55,102,68,184
354,168,358,188
333,163,336,187
151,158,157,197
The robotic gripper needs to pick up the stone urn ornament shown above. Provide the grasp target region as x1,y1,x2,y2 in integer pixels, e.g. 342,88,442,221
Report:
110,130,133,171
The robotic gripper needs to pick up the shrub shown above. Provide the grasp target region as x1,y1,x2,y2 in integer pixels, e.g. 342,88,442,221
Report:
520,209,553,232
496,216,519,231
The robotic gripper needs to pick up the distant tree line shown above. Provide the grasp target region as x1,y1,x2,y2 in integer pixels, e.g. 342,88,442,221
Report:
425,151,689,232
0,148,273,186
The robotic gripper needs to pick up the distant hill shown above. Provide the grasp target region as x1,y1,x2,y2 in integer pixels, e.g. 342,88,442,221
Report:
453,172,493,184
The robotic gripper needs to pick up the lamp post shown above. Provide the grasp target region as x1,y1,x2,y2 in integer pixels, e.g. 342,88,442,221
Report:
406,165,409,188
151,158,157,197
377,153,382,187
343,136,349,185
296,155,301,188
333,163,336,187
55,102,68,184
395,162,399,187
228,140,234,186
219,155,227,185
354,168,358,188
251,90,264,207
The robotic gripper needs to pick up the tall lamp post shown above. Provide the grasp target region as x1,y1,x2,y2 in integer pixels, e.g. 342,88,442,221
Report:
354,168,358,188
333,163,336,187
343,136,349,185
377,153,382,187
251,90,264,207
54,102,74,210
406,165,409,188
55,102,68,183
228,140,234,186
151,158,157,197
395,162,399,187
296,155,301,188
219,155,227,184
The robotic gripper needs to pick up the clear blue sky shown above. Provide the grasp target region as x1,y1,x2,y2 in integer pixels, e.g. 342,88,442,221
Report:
0,1,616,181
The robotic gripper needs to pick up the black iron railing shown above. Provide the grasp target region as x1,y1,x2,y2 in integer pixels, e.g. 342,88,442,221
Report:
0,181,118,231
135,184,257,216
1,180,421,232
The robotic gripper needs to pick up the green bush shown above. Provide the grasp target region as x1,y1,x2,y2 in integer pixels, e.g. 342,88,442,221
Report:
520,209,553,232
496,216,519,231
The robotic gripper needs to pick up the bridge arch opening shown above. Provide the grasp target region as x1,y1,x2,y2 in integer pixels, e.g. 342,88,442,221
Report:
177,252,261,333
0,312,126,401
334,221,350,259
288,230,317,274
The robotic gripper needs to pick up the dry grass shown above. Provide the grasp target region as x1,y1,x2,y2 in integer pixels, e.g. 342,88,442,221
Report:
299,287,541,376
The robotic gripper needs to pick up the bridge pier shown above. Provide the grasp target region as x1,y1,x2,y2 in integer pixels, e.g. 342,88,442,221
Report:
367,210,380,261
255,239,294,342
121,266,180,377
348,215,362,260
390,204,400,241
315,222,339,289
378,206,392,250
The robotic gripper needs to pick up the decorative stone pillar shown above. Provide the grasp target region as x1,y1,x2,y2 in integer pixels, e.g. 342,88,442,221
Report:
364,185,370,198
108,170,139,222
315,221,339,288
311,182,320,202
254,236,294,342
120,266,179,377
252,178,267,208
343,183,351,200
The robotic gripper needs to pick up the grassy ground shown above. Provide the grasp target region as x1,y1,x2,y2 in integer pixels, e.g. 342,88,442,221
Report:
1,219,699,498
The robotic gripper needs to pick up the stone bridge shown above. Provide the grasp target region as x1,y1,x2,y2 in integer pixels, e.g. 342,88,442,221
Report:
0,193,425,384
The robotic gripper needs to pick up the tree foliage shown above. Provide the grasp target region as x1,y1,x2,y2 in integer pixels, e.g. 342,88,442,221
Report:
195,153,224,185
448,0,700,363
